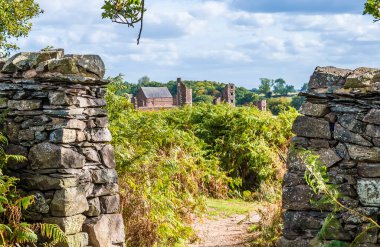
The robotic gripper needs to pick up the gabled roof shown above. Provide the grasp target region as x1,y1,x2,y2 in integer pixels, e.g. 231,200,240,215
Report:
140,87,173,98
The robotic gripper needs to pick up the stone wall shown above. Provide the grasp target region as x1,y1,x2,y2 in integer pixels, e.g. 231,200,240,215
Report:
0,49,125,247
281,66,380,246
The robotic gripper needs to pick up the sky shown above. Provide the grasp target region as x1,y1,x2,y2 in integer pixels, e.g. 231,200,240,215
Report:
14,0,380,89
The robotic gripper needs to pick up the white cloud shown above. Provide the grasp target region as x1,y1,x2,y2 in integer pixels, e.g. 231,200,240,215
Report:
11,0,380,88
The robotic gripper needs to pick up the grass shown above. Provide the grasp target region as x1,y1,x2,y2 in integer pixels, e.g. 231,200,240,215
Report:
206,198,258,218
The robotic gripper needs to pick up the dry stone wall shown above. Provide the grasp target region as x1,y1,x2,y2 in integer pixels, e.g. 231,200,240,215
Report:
0,49,125,247
281,66,380,246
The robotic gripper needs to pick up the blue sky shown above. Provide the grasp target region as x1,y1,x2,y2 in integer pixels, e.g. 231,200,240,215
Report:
14,0,380,88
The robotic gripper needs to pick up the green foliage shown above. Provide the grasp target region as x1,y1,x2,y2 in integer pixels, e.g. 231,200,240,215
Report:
364,0,380,21
258,78,273,96
0,0,43,56
106,75,297,245
267,97,292,115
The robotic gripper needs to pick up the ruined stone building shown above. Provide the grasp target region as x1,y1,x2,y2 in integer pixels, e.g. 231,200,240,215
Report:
213,83,236,106
175,78,192,106
221,83,236,105
253,100,267,111
132,78,192,110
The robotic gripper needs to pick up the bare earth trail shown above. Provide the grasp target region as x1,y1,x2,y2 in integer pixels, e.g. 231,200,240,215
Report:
188,213,261,247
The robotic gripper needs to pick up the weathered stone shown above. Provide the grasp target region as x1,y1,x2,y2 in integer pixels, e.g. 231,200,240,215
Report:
90,128,112,142
363,109,380,125
309,66,351,89
347,144,380,162
92,183,118,197
300,102,329,117
94,117,108,127
282,185,315,210
358,163,380,177
334,124,372,147
43,214,86,235
338,114,366,134
292,116,331,139
82,148,100,163
44,57,79,74
56,232,89,247
315,148,342,167
29,142,85,169
8,100,41,110
84,197,101,217
49,91,76,105
1,50,64,73
99,144,116,168
65,54,105,79
278,238,311,247
357,178,380,206
283,211,328,240
18,129,35,141
100,195,120,214
35,131,48,141
21,116,50,129
50,129,77,143
84,108,107,117
76,131,87,142
77,97,106,107
309,139,330,148
83,214,124,247
92,169,118,184
50,187,89,216
345,67,380,88
66,119,86,130
367,125,380,138
24,174,77,190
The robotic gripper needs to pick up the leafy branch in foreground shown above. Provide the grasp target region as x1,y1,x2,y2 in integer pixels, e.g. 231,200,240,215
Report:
295,147,380,246
364,0,380,22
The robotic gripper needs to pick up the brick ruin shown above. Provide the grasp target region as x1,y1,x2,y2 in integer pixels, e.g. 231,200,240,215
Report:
176,77,192,106
0,49,125,247
281,67,380,246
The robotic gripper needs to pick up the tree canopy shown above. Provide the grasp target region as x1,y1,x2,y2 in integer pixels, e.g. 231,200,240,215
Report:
0,0,43,57
364,0,380,21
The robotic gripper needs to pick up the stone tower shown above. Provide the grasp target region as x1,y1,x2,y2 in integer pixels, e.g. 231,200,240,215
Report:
176,78,192,106
221,83,236,106
0,49,125,247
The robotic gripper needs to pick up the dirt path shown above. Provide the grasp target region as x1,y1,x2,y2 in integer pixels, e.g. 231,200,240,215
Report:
188,214,260,247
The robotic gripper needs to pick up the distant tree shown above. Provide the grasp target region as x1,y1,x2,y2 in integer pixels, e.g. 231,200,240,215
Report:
267,97,292,115
284,85,296,95
236,87,260,105
273,78,286,95
300,83,308,92
193,94,214,104
258,78,273,97
0,0,43,57
138,76,150,85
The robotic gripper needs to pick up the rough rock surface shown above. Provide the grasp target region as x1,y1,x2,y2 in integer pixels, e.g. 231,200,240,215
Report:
0,49,124,247
281,66,380,246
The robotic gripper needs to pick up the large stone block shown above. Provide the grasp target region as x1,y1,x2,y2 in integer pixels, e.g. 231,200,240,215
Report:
99,144,116,168
64,54,105,79
43,214,86,235
83,214,125,247
345,67,380,88
334,124,372,147
346,144,380,162
282,185,315,210
300,102,329,117
50,129,77,143
100,195,120,214
309,66,351,89
48,91,76,106
292,116,331,139
1,50,64,73
84,197,101,217
316,148,342,168
8,100,41,110
92,169,118,184
366,125,380,138
358,163,380,178
29,142,85,169
363,109,380,125
50,187,89,216
357,178,380,206
90,128,112,142
283,211,328,240
24,175,78,190
56,232,89,247
338,114,366,134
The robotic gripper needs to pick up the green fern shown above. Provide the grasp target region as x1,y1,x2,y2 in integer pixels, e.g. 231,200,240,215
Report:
39,223,67,243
